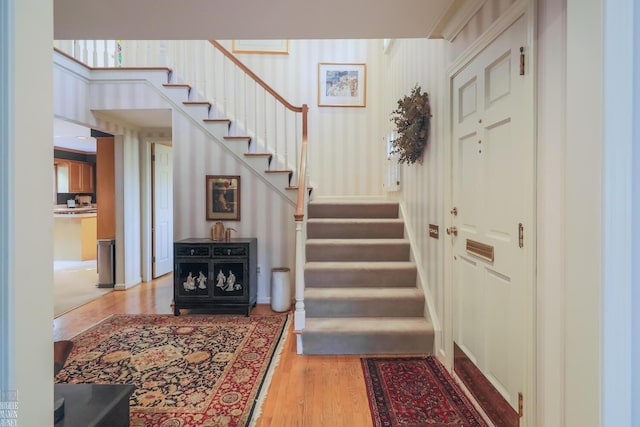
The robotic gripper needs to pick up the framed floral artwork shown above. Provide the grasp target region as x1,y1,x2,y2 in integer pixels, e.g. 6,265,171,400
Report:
206,175,241,221
318,62,367,107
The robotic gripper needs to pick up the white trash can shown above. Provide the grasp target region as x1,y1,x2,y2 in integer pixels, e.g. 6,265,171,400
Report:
271,267,291,312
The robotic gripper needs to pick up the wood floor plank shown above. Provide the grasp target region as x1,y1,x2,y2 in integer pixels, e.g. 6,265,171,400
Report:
53,273,375,426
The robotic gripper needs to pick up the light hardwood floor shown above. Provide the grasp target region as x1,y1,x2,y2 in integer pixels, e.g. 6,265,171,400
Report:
53,274,374,427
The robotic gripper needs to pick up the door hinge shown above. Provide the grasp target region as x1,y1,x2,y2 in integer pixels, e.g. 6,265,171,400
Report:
152,256,156,263
518,223,524,248
518,392,524,417
151,154,156,161
520,47,525,75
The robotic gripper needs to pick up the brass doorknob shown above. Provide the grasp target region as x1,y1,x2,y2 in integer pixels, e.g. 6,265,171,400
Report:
446,226,458,236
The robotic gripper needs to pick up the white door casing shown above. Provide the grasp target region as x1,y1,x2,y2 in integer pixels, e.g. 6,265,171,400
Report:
152,143,173,278
450,13,534,416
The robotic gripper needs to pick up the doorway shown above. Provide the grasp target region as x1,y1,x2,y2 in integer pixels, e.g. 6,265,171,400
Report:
449,12,535,427
151,142,173,278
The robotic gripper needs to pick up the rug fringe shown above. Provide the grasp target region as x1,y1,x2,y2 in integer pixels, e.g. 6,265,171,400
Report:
247,313,290,427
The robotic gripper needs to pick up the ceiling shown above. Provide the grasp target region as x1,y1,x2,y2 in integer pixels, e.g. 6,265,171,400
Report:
53,0,455,40
54,119,96,152
54,110,172,152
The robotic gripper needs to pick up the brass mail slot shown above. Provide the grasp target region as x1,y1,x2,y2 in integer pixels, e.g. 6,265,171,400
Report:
466,239,494,262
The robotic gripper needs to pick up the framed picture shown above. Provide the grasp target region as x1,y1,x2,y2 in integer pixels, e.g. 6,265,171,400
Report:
206,175,241,221
232,40,289,54
318,62,367,107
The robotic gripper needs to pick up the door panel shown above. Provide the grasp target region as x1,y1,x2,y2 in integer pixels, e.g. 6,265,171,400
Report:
458,132,481,236
457,254,482,364
452,15,531,414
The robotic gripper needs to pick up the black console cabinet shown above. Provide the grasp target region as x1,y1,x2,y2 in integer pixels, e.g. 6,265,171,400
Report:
173,238,257,316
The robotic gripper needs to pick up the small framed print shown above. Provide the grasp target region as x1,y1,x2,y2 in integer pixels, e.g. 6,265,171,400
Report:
318,62,366,107
206,175,241,221
232,40,289,54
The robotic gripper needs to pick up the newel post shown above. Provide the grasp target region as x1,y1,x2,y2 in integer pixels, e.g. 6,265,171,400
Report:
294,219,305,331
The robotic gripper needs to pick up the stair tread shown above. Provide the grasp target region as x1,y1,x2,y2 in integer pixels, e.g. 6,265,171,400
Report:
306,238,409,244
306,261,416,268
309,199,398,205
305,317,433,333
307,218,403,223
244,153,272,157
305,287,423,298
163,83,191,88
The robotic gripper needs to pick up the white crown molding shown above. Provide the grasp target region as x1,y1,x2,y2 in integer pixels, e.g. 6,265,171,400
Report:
428,0,488,41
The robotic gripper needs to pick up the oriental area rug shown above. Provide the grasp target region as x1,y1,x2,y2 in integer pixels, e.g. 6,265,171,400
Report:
361,356,488,427
55,314,288,427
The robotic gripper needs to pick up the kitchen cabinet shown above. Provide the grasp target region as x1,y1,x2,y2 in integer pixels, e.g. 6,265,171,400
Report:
68,160,94,193
55,159,94,194
173,238,257,316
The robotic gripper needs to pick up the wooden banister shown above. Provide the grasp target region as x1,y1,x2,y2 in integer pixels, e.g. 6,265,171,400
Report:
294,105,309,221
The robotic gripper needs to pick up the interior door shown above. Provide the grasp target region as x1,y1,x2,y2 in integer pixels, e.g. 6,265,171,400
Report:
451,15,532,413
152,143,173,278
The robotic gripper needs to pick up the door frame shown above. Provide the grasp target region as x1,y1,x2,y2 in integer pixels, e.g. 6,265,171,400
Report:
442,0,537,425
141,137,173,282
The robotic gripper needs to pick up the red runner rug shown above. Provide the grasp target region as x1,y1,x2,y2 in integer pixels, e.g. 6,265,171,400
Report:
361,356,488,426
55,314,288,427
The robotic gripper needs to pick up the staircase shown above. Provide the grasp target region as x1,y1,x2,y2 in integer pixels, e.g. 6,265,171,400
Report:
159,82,306,203
301,199,434,355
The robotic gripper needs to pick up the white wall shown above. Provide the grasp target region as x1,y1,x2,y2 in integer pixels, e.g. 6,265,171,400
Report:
53,56,296,300
122,39,390,197
382,38,449,355
171,111,296,300
565,0,602,424
221,39,388,197
10,0,54,424
536,0,568,425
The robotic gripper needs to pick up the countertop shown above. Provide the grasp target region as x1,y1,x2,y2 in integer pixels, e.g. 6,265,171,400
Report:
53,205,97,216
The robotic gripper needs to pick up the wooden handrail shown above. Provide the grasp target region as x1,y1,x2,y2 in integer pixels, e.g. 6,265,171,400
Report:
209,41,303,113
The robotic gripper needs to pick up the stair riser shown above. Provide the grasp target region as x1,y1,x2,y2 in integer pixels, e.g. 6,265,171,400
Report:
162,87,190,105
308,203,399,219
181,104,210,121
203,122,232,139
305,267,416,287
158,84,299,205
305,298,424,317
306,243,410,262
302,331,433,355
307,223,404,239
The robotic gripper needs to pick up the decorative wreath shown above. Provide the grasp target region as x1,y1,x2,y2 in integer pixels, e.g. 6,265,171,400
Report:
390,85,431,165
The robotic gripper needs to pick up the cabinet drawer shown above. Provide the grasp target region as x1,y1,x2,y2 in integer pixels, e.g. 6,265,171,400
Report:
176,246,210,257
213,246,247,257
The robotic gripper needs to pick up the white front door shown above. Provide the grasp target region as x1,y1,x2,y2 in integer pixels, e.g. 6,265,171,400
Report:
451,14,533,415
152,143,173,278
